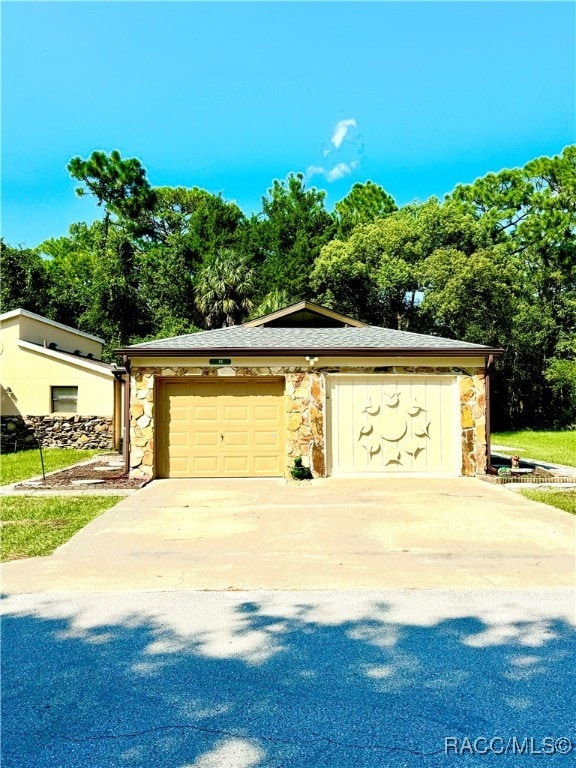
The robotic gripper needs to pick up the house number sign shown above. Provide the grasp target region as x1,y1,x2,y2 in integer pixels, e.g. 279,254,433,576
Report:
209,358,232,365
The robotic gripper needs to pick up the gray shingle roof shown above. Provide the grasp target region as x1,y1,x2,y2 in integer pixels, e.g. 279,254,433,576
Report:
122,325,498,354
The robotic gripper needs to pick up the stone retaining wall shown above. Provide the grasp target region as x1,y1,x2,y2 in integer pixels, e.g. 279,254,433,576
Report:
0,415,113,452
129,364,486,479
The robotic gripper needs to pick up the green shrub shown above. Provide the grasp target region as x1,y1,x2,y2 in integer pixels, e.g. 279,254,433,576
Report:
291,456,312,481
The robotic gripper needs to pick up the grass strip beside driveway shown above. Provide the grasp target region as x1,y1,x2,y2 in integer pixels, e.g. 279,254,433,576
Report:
1,495,122,561
519,489,576,516
0,449,102,485
492,430,575,466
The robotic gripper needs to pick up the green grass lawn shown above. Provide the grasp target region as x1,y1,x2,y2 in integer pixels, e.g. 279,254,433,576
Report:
519,489,576,516
0,495,122,561
491,430,576,466
0,448,101,485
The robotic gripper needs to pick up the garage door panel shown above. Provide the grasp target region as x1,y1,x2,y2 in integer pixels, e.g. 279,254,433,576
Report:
254,455,283,473
254,405,280,421
329,377,457,476
223,456,249,473
194,406,218,421
171,406,189,421
224,432,249,447
254,430,280,447
169,431,189,447
169,457,189,472
193,431,218,447
192,456,219,474
223,405,249,421
158,379,285,478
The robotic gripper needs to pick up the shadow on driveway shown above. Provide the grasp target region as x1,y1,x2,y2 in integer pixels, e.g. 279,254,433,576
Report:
2,590,575,767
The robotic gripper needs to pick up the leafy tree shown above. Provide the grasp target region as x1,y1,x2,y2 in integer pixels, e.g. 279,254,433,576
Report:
136,244,198,334
78,229,150,356
136,187,247,333
67,150,156,242
450,169,534,239
66,151,159,352
449,145,576,427
311,197,491,329
334,180,397,238
147,187,245,264
39,223,99,327
195,249,255,328
310,237,381,323
251,173,335,301
7,142,573,429
0,241,50,314
132,312,200,343
249,289,292,320
451,147,576,291
419,244,519,343
543,297,576,422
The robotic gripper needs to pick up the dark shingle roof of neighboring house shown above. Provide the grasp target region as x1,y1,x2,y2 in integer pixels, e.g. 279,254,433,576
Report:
118,325,502,358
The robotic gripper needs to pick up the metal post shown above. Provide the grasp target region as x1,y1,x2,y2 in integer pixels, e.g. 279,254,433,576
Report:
36,436,46,482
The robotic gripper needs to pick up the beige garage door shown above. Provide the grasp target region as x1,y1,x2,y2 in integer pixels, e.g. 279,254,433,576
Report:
157,379,285,478
328,376,459,475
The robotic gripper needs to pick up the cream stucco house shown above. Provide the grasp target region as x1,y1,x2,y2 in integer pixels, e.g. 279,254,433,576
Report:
117,302,502,480
0,309,124,451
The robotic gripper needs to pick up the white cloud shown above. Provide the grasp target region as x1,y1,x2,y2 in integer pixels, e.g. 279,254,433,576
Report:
326,162,354,182
330,118,357,149
306,119,360,182
306,161,356,183
306,165,326,179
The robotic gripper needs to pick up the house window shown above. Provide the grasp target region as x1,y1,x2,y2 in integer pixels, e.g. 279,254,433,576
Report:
51,386,78,413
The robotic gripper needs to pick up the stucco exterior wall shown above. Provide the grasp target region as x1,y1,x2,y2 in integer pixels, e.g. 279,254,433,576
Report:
1,329,114,417
128,360,487,479
12,314,103,357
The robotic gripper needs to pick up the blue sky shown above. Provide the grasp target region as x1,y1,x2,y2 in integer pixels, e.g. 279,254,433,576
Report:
2,1,575,248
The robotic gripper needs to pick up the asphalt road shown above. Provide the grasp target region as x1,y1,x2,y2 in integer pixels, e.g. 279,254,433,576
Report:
2,589,575,767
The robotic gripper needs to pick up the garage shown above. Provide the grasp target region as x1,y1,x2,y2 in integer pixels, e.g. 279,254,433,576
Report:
120,301,501,480
327,376,459,475
156,378,285,478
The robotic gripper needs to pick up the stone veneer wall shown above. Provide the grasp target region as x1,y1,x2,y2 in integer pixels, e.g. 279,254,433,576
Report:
129,366,325,478
0,415,113,452
459,369,487,475
286,370,325,476
128,364,486,479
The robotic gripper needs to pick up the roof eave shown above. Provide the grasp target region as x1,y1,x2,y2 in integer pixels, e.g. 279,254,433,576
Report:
17,339,116,374
116,346,504,358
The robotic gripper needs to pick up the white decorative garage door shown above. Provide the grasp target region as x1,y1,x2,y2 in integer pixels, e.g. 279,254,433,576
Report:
328,376,459,475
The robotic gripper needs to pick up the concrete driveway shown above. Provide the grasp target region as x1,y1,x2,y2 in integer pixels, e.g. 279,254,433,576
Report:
3,477,574,591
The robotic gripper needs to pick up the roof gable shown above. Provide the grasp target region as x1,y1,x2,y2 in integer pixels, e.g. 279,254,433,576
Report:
244,301,366,328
